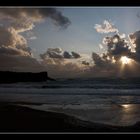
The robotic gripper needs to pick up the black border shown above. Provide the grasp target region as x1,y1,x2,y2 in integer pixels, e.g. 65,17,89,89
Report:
0,0,140,137
0,0,140,6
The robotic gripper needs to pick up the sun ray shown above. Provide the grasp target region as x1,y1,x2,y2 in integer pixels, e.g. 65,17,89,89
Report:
118,56,135,77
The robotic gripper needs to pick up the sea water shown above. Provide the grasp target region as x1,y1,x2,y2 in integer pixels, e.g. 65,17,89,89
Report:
1,78,140,126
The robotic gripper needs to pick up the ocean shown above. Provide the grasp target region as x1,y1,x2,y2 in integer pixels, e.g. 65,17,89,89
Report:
1,78,140,126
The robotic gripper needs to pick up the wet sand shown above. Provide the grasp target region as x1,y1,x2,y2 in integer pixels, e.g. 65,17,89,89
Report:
0,102,140,132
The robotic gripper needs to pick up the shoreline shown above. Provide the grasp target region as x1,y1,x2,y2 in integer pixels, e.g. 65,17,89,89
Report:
0,102,140,132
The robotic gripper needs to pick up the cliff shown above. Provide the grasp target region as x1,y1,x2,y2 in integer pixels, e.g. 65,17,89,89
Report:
0,71,54,83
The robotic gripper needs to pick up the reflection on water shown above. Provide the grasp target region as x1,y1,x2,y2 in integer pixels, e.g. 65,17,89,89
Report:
24,103,140,126
122,104,131,108
1,87,140,126
1,80,140,127
114,104,140,126
121,104,132,111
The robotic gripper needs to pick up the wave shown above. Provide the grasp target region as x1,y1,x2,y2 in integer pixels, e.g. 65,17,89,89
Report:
1,81,140,90
1,87,140,95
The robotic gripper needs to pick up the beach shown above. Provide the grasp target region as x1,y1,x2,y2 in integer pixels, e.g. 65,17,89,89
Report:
0,79,140,132
0,102,140,132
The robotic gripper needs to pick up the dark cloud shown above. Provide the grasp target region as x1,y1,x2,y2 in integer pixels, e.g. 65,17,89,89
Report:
92,52,105,67
93,24,140,77
40,48,81,60
0,8,71,73
63,51,72,58
92,52,115,71
103,34,131,60
39,8,71,28
94,21,140,66
39,48,84,78
82,61,90,66
71,51,81,58
40,48,63,59
0,8,71,57
129,31,140,62
0,54,45,72
0,8,71,29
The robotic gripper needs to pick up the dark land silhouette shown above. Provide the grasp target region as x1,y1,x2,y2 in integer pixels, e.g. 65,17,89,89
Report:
0,71,55,83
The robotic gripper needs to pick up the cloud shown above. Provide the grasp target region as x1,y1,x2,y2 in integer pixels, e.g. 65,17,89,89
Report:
40,48,63,59
0,8,71,31
0,46,30,56
0,8,71,73
92,52,105,66
0,8,71,58
71,51,81,58
82,61,90,66
40,58,89,78
63,51,81,59
0,26,32,56
103,34,132,60
40,48,81,59
99,44,104,49
63,51,72,58
92,34,132,69
94,20,118,34
129,31,140,62
40,48,89,78
0,54,45,72
91,52,116,75
92,24,140,77
129,31,140,53
0,26,26,47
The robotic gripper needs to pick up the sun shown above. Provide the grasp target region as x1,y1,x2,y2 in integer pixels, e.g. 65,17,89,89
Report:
120,56,131,65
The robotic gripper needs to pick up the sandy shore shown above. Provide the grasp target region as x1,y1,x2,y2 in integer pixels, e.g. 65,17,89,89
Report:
0,102,140,132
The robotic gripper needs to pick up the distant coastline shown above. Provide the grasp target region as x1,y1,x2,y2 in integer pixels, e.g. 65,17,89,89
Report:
0,71,55,83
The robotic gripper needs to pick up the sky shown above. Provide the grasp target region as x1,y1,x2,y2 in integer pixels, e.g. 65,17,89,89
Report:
1,7,140,78
28,7,140,56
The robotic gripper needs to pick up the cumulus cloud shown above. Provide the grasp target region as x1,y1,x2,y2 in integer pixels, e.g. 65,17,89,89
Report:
0,26,26,47
0,8,71,30
103,34,132,60
92,20,140,77
40,48,90,78
92,33,131,69
91,52,116,75
129,31,140,62
0,8,93,78
0,8,71,73
40,48,63,59
100,31,140,64
40,48,81,60
94,20,118,34
94,20,136,65
0,26,32,56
